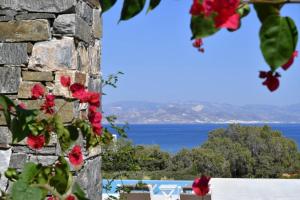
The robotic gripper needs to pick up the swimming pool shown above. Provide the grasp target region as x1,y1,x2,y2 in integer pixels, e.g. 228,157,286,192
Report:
102,179,193,195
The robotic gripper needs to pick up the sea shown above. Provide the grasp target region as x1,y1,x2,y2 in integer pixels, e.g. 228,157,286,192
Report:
109,124,300,153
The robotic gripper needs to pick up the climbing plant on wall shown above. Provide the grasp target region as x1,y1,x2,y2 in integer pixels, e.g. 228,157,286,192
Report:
100,0,299,92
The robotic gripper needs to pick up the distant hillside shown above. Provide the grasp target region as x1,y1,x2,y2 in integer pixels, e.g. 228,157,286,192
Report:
103,101,300,124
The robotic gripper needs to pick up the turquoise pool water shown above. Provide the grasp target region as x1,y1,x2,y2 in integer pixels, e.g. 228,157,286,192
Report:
102,179,193,195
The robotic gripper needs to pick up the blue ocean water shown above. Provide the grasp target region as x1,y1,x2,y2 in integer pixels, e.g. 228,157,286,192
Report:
113,124,300,153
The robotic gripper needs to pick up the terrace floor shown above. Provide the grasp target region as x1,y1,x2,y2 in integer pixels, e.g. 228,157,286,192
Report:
102,178,300,200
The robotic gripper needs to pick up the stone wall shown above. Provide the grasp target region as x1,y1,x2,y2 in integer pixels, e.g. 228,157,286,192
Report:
0,1,102,199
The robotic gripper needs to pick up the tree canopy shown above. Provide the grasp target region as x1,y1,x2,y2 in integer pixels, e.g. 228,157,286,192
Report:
102,125,300,179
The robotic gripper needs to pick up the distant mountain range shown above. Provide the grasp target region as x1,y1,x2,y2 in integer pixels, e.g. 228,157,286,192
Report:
103,101,300,124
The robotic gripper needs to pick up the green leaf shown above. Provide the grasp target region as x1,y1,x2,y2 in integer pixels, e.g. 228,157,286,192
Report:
49,157,71,195
254,4,281,23
11,118,27,143
53,115,71,151
120,0,146,21
147,0,161,13
100,0,117,13
19,163,41,184
72,182,89,200
11,181,44,200
5,168,19,181
260,15,298,70
0,95,15,126
190,15,219,39
67,125,80,143
237,4,250,18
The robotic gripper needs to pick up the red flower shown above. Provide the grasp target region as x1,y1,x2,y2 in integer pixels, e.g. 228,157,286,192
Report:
282,51,298,70
89,105,98,113
60,75,71,87
47,196,59,200
18,102,26,109
92,123,103,136
190,0,204,16
193,39,205,53
193,39,203,48
70,83,91,103
31,84,45,99
88,92,100,107
259,71,280,92
27,134,45,150
192,175,211,196
70,83,85,95
68,145,83,168
89,112,102,124
41,94,55,114
212,0,240,29
66,195,76,200
190,0,240,30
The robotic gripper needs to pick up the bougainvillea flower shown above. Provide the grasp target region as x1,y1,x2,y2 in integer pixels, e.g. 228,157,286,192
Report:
190,0,204,16
192,175,211,196
190,0,214,16
66,195,76,200
212,0,240,29
68,145,84,168
40,94,55,114
216,13,240,29
70,83,85,95
60,75,71,87
92,123,103,136
70,83,90,102
190,0,240,30
89,112,102,124
193,38,203,48
31,84,45,99
282,51,298,71
27,134,46,150
89,105,98,113
88,92,100,107
193,39,205,53
18,102,26,109
259,71,280,92
47,196,59,200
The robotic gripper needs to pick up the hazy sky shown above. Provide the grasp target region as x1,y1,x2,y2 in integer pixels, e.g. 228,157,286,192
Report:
101,2,300,106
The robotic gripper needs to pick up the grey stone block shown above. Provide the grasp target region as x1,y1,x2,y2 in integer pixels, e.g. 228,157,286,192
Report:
76,1,93,25
88,40,100,74
0,127,12,148
28,37,77,71
53,14,91,43
0,0,77,13
22,71,53,82
77,42,89,73
0,66,21,94
92,9,102,39
0,16,13,21
84,0,100,8
29,155,58,166
9,153,27,169
77,156,102,200
0,149,11,191
0,43,28,65
15,13,56,20
0,177,8,191
0,9,17,17
17,81,46,99
12,145,57,155
0,20,51,42
88,76,101,92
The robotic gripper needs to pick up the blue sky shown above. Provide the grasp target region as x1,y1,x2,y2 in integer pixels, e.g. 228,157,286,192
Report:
101,2,300,106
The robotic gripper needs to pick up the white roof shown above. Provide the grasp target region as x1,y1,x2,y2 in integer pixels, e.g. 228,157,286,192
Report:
210,178,300,200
